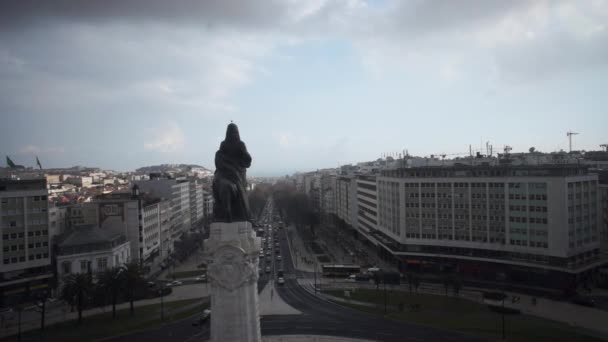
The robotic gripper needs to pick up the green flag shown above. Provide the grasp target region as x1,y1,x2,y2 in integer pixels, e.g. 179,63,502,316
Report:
6,156,16,168
36,156,42,170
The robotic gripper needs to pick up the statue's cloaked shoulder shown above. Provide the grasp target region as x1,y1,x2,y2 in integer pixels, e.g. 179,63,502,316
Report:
240,141,252,168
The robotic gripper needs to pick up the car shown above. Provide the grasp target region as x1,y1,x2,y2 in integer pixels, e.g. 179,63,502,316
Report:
168,280,182,287
275,243,280,247
346,274,357,282
572,296,596,307
265,267,271,273
259,253,265,258
192,309,211,326
355,274,371,281
195,275,207,282
147,281,157,288
277,270,284,277
277,277,285,285
276,255,282,261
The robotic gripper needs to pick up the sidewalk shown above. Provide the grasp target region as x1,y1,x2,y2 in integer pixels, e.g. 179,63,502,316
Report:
307,277,608,338
259,282,301,316
157,248,206,281
0,284,209,338
286,225,317,273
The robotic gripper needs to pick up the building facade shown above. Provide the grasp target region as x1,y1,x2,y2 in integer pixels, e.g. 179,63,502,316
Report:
1,179,53,306
56,226,130,283
135,178,191,243
356,174,378,236
189,179,204,230
375,165,602,288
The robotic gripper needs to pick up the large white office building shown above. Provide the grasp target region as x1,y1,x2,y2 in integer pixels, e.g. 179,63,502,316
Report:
372,165,603,288
1,179,53,306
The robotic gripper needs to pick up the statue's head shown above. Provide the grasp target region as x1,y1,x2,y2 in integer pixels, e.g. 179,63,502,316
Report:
225,123,240,143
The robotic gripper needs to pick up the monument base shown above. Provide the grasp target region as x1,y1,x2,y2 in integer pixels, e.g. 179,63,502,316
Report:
204,221,262,342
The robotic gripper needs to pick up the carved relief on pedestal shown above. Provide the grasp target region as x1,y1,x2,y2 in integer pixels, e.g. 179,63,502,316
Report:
207,245,258,291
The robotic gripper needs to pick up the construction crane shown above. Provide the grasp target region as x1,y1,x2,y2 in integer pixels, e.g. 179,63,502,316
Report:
601,144,608,152
567,131,578,153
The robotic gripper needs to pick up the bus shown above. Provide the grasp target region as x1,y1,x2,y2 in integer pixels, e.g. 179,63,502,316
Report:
321,264,361,277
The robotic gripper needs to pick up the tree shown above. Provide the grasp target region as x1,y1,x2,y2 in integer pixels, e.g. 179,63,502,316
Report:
407,273,413,294
97,268,123,319
452,276,462,297
413,275,420,293
121,261,144,315
60,273,93,325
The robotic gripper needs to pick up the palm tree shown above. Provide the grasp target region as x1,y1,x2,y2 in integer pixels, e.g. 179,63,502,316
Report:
120,261,143,315
97,268,123,319
60,273,93,325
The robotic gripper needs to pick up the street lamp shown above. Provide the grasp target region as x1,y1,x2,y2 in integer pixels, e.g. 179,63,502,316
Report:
313,262,317,295
159,285,165,321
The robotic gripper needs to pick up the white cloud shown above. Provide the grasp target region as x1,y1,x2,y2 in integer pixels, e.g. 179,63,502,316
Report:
144,121,185,153
18,145,65,155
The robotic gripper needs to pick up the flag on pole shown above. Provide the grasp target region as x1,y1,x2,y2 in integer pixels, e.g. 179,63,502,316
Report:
6,156,16,168
36,156,42,170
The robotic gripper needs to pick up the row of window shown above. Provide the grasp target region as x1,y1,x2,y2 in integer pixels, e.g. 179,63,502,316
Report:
3,241,49,252
3,253,48,264
2,230,49,240
510,240,548,248
509,216,548,224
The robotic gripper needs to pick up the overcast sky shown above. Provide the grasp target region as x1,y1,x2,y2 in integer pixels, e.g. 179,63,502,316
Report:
1,1,607,176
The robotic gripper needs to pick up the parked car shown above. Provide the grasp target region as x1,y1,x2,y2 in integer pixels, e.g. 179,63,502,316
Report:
265,266,271,273
195,275,207,282
192,309,211,326
276,255,282,261
277,270,284,277
168,280,182,287
355,274,371,281
277,277,285,285
572,296,596,307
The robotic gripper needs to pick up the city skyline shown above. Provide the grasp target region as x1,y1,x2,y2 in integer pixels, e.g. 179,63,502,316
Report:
2,1,608,176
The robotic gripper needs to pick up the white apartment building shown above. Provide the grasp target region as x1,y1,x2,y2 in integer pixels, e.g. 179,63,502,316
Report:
336,176,358,230
92,187,170,267
375,165,603,288
203,190,213,222
1,178,53,306
599,171,608,254
356,175,378,235
56,225,130,282
135,178,191,243
189,179,204,229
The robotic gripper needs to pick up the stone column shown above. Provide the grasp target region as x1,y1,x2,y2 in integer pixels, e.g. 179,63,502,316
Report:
204,221,261,342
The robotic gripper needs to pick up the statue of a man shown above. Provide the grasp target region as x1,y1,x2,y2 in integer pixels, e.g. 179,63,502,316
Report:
212,123,252,222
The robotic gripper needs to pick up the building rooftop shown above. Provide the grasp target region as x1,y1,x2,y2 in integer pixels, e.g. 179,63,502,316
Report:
58,225,123,248
380,164,591,178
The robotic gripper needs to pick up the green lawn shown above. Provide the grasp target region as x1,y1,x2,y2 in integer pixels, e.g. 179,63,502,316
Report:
324,289,603,342
169,270,206,279
3,299,208,342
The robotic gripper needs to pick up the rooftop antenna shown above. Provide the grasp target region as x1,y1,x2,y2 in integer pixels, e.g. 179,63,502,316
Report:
600,144,608,152
567,131,578,153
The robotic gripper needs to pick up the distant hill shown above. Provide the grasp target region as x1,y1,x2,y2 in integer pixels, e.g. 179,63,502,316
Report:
136,164,210,173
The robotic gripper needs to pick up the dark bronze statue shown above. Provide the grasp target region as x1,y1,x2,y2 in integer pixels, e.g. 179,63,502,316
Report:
212,123,252,222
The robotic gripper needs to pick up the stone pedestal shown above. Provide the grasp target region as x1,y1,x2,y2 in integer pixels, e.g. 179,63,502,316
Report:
204,221,262,342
